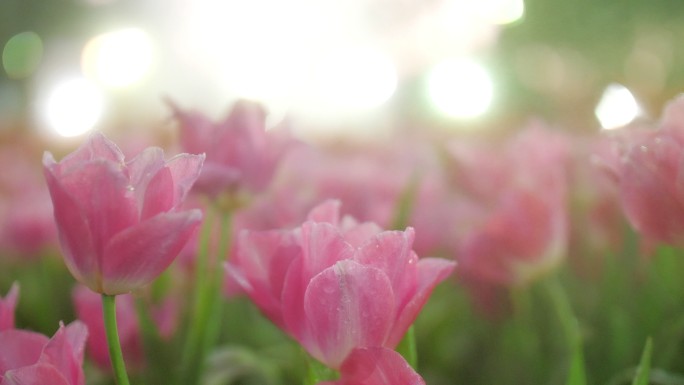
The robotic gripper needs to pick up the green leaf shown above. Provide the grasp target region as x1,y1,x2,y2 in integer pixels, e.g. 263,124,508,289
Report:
396,325,418,369
632,338,653,385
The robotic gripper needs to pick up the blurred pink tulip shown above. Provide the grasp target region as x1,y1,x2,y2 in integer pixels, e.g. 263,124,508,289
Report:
450,125,570,313
601,96,684,247
0,140,58,259
318,347,425,385
0,284,18,331
0,321,87,385
228,200,455,369
43,132,204,295
170,99,298,197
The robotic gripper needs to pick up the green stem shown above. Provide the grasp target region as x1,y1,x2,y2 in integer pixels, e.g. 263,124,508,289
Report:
177,208,232,385
545,276,586,385
102,294,131,385
177,207,215,385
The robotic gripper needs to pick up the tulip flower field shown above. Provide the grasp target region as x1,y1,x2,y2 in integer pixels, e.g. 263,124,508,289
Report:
4,95,684,385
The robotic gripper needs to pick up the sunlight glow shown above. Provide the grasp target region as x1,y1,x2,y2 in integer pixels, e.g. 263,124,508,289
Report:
427,58,494,119
82,28,154,88
44,78,104,137
314,47,398,110
595,83,640,129
475,0,525,25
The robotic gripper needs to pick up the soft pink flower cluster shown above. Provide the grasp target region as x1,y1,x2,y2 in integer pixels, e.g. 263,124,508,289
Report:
0,284,88,385
228,200,455,378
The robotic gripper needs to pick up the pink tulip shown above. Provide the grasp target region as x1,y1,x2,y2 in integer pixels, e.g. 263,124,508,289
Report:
0,321,88,385
170,99,297,197
0,139,57,259
318,347,425,385
228,200,455,369
600,96,684,247
43,132,204,295
449,125,570,314
0,284,18,331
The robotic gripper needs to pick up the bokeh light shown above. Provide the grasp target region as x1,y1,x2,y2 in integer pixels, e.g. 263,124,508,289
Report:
43,78,105,137
427,58,494,119
595,83,641,130
81,28,154,88
2,31,43,79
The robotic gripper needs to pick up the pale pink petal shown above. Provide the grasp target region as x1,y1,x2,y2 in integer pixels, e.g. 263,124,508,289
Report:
0,330,48,373
165,153,205,205
386,258,455,347
356,229,418,309
306,200,341,224
42,161,99,290
340,221,383,248
303,260,394,369
300,222,355,279
332,347,425,385
0,283,19,331
126,147,166,210
40,322,88,385
54,132,124,174
55,160,139,258
141,167,175,220
101,210,202,294
282,223,354,341
227,230,300,327
1,363,71,385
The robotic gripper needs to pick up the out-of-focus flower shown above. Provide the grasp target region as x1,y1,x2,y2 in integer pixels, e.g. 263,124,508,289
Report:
0,139,57,259
43,132,204,295
317,347,425,385
170,99,298,198
72,286,142,370
227,200,455,369
599,95,684,247
0,284,18,331
449,125,570,313
0,321,88,385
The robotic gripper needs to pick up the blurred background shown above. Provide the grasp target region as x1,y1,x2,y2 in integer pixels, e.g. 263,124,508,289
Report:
1,0,683,140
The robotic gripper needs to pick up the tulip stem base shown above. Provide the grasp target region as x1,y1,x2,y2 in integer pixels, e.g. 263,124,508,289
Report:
102,294,131,385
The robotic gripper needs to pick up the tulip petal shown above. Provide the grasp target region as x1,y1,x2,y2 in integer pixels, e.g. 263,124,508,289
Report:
1,363,71,385
0,283,19,331
356,229,418,309
228,229,300,327
56,160,139,257
282,223,354,342
386,258,455,347
326,347,426,385
303,260,394,368
0,330,48,373
141,167,175,220
40,322,88,385
126,147,166,211
55,132,124,174
43,160,99,290
306,200,341,224
165,153,205,205
101,210,202,294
